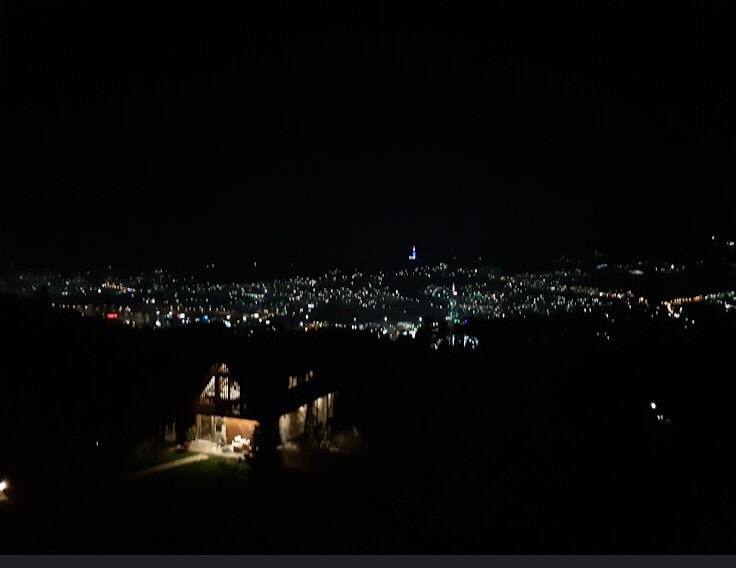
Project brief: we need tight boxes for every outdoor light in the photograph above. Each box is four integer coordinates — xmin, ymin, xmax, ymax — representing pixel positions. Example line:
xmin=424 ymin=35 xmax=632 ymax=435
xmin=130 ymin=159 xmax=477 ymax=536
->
xmin=650 ymin=402 xmax=657 ymax=410
xmin=0 ymin=480 xmax=7 ymax=492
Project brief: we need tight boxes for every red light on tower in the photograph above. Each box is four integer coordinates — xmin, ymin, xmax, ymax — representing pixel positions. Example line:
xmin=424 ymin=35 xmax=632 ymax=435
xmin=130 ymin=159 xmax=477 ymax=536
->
xmin=106 ymin=313 xmax=118 ymax=319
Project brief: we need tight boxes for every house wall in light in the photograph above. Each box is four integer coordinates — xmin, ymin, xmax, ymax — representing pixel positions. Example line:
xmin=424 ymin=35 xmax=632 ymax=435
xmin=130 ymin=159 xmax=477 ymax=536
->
xmin=195 ymin=414 xmax=259 ymax=444
xmin=278 ymin=391 xmax=335 ymax=444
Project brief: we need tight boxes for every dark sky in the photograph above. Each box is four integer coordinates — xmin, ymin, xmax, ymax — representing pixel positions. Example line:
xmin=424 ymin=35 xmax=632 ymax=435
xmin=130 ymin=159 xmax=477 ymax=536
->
xmin=3 ymin=1 xmax=736 ymax=274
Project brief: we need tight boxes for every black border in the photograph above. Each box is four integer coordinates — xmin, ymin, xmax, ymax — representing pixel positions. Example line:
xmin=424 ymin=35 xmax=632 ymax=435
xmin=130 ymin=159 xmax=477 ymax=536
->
xmin=2 ymin=555 xmax=735 ymax=568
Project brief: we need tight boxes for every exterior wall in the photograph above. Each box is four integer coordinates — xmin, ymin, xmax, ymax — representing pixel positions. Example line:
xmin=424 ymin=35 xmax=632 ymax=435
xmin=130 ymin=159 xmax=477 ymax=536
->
xmin=278 ymin=391 xmax=336 ymax=445
xmin=196 ymin=414 xmax=212 ymax=440
xmin=223 ymin=417 xmax=259 ymax=444
xmin=279 ymin=404 xmax=307 ymax=443
xmin=196 ymin=414 xmax=258 ymax=444
xmin=196 ymin=414 xmax=226 ymax=443
xmin=313 ymin=392 xmax=334 ymax=426
xmin=196 ymin=363 xmax=246 ymax=418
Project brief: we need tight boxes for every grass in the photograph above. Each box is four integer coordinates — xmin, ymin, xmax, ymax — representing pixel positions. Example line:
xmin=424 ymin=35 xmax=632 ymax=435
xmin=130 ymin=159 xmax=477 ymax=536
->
xmin=132 ymin=455 xmax=251 ymax=489
xmin=112 ymin=441 xmax=193 ymax=474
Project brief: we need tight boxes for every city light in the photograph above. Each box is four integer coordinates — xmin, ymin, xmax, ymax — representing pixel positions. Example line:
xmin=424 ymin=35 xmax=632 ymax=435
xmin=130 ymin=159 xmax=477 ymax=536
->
xmin=7 ymin=256 xmax=728 ymax=342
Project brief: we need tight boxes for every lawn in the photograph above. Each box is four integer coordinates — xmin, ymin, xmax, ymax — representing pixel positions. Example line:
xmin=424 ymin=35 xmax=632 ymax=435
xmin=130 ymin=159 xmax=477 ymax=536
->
xmin=129 ymin=454 xmax=253 ymax=491
xmin=118 ymin=441 xmax=193 ymax=473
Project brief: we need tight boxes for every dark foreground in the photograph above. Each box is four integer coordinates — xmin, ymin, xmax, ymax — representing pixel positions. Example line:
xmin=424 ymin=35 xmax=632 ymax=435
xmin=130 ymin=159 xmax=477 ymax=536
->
xmin=3 ymin=378 xmax=736 ymax=554
xmin=2 ymin=294 xmax=736 ymax=552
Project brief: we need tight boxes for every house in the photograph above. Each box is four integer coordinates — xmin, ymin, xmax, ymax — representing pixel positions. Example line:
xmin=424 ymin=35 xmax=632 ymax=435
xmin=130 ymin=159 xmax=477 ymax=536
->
xmin=190 ymin=362 xmax=343 ymax=456
xmin=193 ymin=362 xmax=260 ymax=448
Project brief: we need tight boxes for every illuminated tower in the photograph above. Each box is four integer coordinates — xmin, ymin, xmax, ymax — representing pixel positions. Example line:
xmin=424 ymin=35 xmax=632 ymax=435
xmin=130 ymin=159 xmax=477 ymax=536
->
xmin=408 ymin=244 xmax=417 ymax=261
xmin=446 ymin=282 xmax=459 ymax=346
xmin=448 ymin=282 xmax=459 ymax=323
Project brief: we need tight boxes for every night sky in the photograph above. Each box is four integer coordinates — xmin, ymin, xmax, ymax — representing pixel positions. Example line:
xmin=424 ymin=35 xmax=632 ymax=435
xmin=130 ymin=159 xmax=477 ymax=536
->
xmin=3 ymin=1 xmax=736 ymax=275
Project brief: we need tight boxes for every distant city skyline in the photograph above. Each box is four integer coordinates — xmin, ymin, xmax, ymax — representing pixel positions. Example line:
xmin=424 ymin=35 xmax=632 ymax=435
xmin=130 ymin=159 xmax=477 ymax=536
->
xmin=6 ymin=248 xmax=735 ymax=334
xmin=3 ymin=232 xmax=734 ymax=282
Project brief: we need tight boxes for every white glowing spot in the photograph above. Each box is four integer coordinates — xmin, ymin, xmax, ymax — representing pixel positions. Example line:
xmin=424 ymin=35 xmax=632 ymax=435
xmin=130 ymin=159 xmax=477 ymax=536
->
xmin=650 ymin=402 xmax=657 ymax=410
xmin=0 ymin=481 xmax=7 ymax=492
